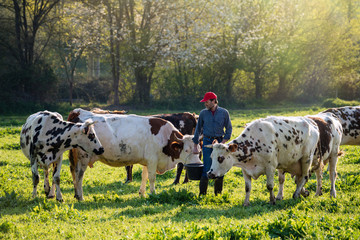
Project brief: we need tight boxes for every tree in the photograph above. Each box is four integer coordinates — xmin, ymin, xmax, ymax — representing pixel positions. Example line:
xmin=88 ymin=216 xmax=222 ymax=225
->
xmin=54 ymin=1 xmax=105 ymax=105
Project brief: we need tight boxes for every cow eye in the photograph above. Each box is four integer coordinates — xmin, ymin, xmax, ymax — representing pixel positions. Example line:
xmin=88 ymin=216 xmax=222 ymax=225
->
xmin=218 ymin=156 xmax=225 ymax=163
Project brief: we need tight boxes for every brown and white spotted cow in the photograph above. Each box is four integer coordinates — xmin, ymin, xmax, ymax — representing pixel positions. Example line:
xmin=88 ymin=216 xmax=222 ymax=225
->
xmin=20 ymin=111 xmax=104 ymax=202
xmin=276 ymin=112 xmax=343 ymax=200
xmin=206 ymin=116 xmax=319 ymax=206
xmin=322 ymin=106 xmax=360 ymax=145
xmin=125 ymin=112 xmax=198 ymax=184
xmin=67 ymin=108 xmax=201 ymax=200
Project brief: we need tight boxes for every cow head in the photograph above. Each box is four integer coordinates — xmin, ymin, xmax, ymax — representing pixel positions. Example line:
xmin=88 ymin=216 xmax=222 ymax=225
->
xmin=207 ymin=143 xmax=238 ymax=178
xmin=75 ymin=120 xmax=104 ymax=155
xmin=171 ymin=135 xmax=202 ymax=164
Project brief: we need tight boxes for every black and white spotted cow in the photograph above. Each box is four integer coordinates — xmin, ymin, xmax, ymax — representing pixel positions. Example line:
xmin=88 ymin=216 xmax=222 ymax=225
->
xmin=67 ymin=108 xmax=201 ymax=200
xmin=125 ymin=112 xmax=198 ymax=185
xmin=20 ymin=111 xmax=104 ymax=202
xmin=322 ymin=106 xmax=360 ymax=145
xmin=206 ymin=116 xmax=319 ymax=206
xmin=276 ymin=112 xmax=343 ymax=200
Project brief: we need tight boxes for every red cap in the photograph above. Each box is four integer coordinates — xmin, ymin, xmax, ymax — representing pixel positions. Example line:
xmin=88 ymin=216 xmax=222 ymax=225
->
xmin=200 ymin=92 xmax=217 ymax=102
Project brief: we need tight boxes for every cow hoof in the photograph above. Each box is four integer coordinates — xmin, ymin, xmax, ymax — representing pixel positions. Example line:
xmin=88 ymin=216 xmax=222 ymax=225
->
xmin=47 ymin=195 xmax=55 ymax=199
xmin=172 ymin=181 xmax=179 ymax=185
xmin=269 ymin=201 xmax=276 ymax=205
xmin=57 ymin=198 xmax=64 ymax=203
xmin=243 ymin=202 xmax=250 ymax=207
xmin=125 ymin=179 xmax=132 ymax=184
xmin=292 ymin=193 xmax=300 ymax=199
xmin=182 ymin=180 xmax=189 ymax=184
xmin=275 ymin=196 xmax=283 ymax=201
xmin=301 ymin=190 xmax=310 ymax=197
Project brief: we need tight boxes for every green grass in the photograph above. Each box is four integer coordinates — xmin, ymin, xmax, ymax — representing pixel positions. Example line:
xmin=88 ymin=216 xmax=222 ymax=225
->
xmin=1 ymin=107 xmax=360 ymax=239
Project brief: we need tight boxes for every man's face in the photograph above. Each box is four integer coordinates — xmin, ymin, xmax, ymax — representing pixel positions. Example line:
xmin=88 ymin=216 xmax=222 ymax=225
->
xmin=204 ymin=99 xmax=215 ymax=110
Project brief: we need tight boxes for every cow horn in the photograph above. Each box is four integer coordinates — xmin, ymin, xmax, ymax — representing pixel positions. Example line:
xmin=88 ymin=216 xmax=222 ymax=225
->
xmin=89 ymin=120 xmax=98 ymax=125
xmin=174 ymin=134 xmax=183 ymax=141
xmin=204 ymin=144 xmax=213 ymax=148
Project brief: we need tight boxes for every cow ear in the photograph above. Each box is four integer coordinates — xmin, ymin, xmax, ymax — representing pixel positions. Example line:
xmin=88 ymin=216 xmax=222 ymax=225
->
xmin=82 ymin=120 xmax=95 ymax=134
xmin=171 ymin=141 xmax=183 ymax=152
xmin=82 ymin=126 xmax=89 ymax=134
xmin=228 ymin=144 xmax=238 ymax=152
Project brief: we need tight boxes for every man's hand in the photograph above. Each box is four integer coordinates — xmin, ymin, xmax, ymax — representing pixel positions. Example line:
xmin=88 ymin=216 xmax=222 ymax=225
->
xmin=221 ymin=139 xmax=228 ymax=144
xmin=193 ymin=143 xmax=200 ymax=154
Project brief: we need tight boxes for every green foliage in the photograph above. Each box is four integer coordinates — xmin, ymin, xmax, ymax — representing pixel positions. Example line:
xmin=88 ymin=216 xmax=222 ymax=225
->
xmin=322 ymin=98 xmax=360 ymax=108
xmin=0 ymin=190 xmax=18 ymax=208
xmin=0 ymin=221 xmax=14 ymax=234
xmin=147 ymin=189 xmax=198 ymax=205
xmin=0 ymin=128 xmax=21 ymax=137
xmin=267 ymin=210 xmax=309 ymax=239
xmin=30 ymin=199 xmax=87 ymax=222
xmin=0 ymin=143 xmax=21 ymax=150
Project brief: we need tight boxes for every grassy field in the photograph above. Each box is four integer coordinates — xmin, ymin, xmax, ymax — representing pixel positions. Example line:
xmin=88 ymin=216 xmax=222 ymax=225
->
xmin=1 ymin=107 xmax=360 ymax=239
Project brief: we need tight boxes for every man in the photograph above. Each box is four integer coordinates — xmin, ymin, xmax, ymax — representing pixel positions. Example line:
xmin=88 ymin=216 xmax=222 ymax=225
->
xmin=192 ymin=92 xmax=232 ymax=196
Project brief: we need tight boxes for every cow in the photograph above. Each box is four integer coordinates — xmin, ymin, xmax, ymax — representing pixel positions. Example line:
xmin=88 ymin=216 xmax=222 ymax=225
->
xmin=125 ymin=112 xmax=198 ymax=184
xmin=322 ymin=106 xmax=360 ymax=145
xmin=67 ymin=108 xmax=201 ymax=200
xmin=206 ymin=116 xmax=320 ymax=206
xmin=276 ymin=112 xmax=343 ymax=200
xmin=20 ymin=111 xmax=104 ymax=202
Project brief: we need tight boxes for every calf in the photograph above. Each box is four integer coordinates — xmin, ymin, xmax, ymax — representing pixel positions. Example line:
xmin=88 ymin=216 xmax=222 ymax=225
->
xmin=207 ymin=116 xmax=319 ymax=206
xmin=125 ymin=112 xmax=198 ymax=184
xmin=67 ymin=108 xmax=201 ymax=200
xmin=276 ymin=112 xmax=343 ymax=200
xmin=20 ymin=111 xmax=104 ymax=202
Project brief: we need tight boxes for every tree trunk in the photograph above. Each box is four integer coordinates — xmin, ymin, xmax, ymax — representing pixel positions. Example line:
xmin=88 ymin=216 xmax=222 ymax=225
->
xmin=276 ymin=73 xmax=287 ymax=101
xmin=69 ymin=80 xmax=73 ymax=106
xmin=254 ymin=70 xmax=262 ymax=99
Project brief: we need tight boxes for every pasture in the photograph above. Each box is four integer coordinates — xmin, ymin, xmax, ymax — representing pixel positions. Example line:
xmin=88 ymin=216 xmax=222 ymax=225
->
xmin=1 ymin=107 xmax=360 ymax=239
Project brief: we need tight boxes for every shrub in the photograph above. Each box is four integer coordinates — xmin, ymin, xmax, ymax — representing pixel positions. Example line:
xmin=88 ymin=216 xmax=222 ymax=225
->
xmin=322 ymin=98 xmax=360 ymax=108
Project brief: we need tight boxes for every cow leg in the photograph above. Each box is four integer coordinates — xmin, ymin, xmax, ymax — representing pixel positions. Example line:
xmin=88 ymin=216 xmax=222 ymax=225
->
xmin=328 ymin=154 xmax=338 ymax=198
xmin=183 ymin=169 xmax=189 ymax=184
xmin=293 ymin=155 xmax=312 ymax=199
xmin=69 ymin=149 xmax=77 ymax=198
xmin=52 ymin=157 xmax=63 ymax=202
xmin=139 ymin=166 xmax=148 ymax=197
xmin=147 ymin=164 xmax=157 ymax=194
xmin=125 ymin=165 xmax=133 ymax=183
xmin=276 ymin=169 xmax=285 ymax=201
xmin=30 ymin=157 xmax=39 ymax=198
xmin=314 ymin=161 xmax=324 ymax=196
xmin=173 ymin=163 xmax=183 ymax=185
xmin=74 ymin=158 xmax=89 ymax=201
xmin=266 ymin=168 xmax=276 ymax=205
xmin=43 ymin=165 xmax=51 ymax=197
xmin=243 ymin=172 xmax=252 ymax=206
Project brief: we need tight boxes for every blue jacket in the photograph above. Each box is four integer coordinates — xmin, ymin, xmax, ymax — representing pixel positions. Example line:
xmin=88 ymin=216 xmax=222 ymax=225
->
xmin=192 ymin=106 xmax=232 ymax=144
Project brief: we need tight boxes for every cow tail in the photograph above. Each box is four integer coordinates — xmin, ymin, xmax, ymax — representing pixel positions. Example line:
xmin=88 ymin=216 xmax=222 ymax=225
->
xmin=311 ymin=140 xmax=323 ymax=174
xmin=69 ymin=149 xmax=78 ymax=179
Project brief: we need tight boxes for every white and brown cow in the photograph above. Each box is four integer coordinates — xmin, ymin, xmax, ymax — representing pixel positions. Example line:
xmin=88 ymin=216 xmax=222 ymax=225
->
xmin=125 ymin=112 xmax=198 ymax=184
xmin=276 ymin=112 xmax=343 ymax=200
xmin=322 ymin=106 xmax=360 ymax=145
xmin=206 ymin=116 xmax=319 ymax=206
xmin=20 ymin=111 xmax=104 ymax=202
xmin=67 ymin=108 xmax=201 ymax=200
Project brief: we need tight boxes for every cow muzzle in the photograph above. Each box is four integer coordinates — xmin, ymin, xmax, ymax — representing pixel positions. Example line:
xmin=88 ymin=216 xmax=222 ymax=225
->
xmin=208 ymin=172 xmax=217 ymax=179
xmin=93 ymin=147 xmax=104 ymax=155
